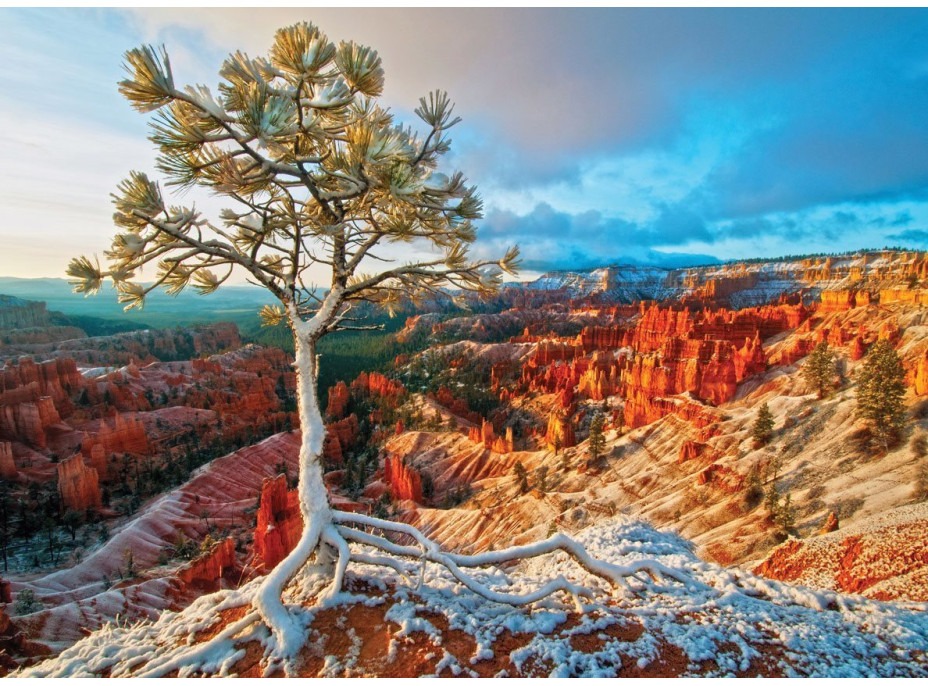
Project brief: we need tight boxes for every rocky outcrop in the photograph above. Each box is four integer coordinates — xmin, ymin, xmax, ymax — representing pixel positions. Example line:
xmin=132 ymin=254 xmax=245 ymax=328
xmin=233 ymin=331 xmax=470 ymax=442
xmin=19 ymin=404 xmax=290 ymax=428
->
xmin=879 ymin=288 xmax=928 ymax=307
xmin=81 ymin=412 xmax=150 ymax=458
xmin=0 ymin=395 xmax=61 ymax=448
xmin=176 ymin=537 xmax=236 ymax=587
xmin=820 ymin=512 xmax=839 ymax=535
xmin=88 ymin=444 xmax=108 ymax=481
xmin=0 ymin=295 xmax=49 ymax=329
xmin=914 ymin=350 xmax=928 ymax=396
xmin=678 ymin=440 xmax=706 ymax=464
xmin=323 ymin=414 xmax=360 ymax=465
xmin=754 ymin=503 xmax=928 ymax=602
xmin=468 ymin=419 xmax=514 ymax=454
xmin=0 ymin=357 xmax=82 ymax=405
xmin=56 ymin=455 xmax=101 ymax=511
xmin=350 ymin=371 xmax=405 ymax=406
xmin=819 ymin=289 xmax=869 ymax=312
xmin=545 ymin=411 xmax=576 ymax=450
xmin=254 ymin=474 xmax=302 ymax=572
xmin=383 ymin=455 xmax=423 ymax=503
xmin=0 ymin=442 xmax=15 ymax=479
xmin=326 ymin=381 xmax=350 ymax=419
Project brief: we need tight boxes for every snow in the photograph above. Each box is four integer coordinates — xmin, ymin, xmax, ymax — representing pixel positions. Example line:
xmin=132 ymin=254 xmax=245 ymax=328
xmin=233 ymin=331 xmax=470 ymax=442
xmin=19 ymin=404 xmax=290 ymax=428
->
xmin=18 ymin=516 xmax=928 ymax=677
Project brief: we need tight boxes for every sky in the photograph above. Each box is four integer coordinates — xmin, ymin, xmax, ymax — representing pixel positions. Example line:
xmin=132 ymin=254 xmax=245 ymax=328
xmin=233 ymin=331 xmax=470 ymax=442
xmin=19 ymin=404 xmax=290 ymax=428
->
xmin=2 ymin=8 xmax=928 ymax=283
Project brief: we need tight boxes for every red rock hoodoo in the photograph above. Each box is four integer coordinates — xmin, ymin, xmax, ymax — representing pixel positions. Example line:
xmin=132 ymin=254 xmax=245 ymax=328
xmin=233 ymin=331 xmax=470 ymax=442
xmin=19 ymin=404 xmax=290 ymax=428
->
xmin=56 ymin=454 xmax=101 ymax=511
xmin=383 ymin=455 xmax=423 ymax=503
xmin=0 ymin=442 xmax=15 ymax=479
xmin=254 ymin=474 xmax=302 ymax=572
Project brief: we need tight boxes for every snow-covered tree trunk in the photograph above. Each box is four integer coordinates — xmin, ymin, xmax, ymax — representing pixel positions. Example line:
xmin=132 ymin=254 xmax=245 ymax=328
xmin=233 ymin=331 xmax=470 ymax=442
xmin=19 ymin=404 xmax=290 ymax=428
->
xmin=254 ymin=314 xmax=332 ymax=657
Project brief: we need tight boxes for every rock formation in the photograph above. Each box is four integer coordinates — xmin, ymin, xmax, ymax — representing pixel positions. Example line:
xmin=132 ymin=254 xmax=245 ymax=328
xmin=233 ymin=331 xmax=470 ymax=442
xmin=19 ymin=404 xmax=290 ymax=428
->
xmin=326 ymin=381 xmax=350 ymax=419
xmin=323 ymin=414 xmax=360 ymax=465
xmin=81 ymin=412 xmax=150 ymax=459
xmin=545 ymin=411 xmax=576 ymax=450
xmin=0 ymin=442 xmax=15 ymax=479
xmin=0 ymin=395 xmax=61 ymax=448
xmin=56 ymin=455 xmax=101 ymax=511
xmin=678 ymin=440 xmax=706 ymax=464
xmin=254 ymin=474 xmax=302 ymax=572
xmin=0 ymin=295 xmax=50 ymax=329
xmin=819 ymin=512 xmax=839 ymax=535
xmin=914 ymin=350 xmax=928 ymax=396
xmin=383 ymin=455 xmax=423 ymax=503
xmin=176 ymin=537 xmax=236 ymax=587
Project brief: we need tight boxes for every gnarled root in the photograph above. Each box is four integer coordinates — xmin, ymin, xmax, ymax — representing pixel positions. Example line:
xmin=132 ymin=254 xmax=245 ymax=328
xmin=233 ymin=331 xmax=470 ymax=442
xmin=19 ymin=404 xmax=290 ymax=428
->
xmin=325 ymin=511 xmax=710 ymax=611
xmin=86 ymin=511 xmax=707 ymax=678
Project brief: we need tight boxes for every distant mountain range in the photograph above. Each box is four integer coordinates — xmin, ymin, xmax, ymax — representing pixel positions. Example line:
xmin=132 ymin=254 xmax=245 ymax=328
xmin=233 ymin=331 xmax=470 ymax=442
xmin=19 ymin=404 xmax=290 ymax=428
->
xmin=0 ymin=276 xmax=277 ymax=329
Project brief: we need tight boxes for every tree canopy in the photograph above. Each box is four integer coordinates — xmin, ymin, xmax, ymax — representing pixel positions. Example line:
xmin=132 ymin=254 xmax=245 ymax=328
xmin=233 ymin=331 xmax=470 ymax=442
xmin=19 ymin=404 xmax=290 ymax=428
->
xmin=67 ymin=23 xmax=519 ymax=332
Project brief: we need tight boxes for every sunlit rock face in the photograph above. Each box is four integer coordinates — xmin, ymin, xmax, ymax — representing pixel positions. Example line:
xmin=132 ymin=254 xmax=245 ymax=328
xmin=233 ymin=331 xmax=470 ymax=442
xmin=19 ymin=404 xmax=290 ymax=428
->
xmin=253 ymin=474 xmax=302 ymax=573
xmin=384 ymin=455 xmax=423 ymax=503
xmin=176 ymin=537 xmax=236 ymax=588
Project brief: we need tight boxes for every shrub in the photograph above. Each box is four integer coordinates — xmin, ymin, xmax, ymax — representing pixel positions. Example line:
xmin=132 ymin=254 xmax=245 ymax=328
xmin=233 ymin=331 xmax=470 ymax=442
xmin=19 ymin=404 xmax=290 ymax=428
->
xmin=13 ymin=589 xmax=42 ymax=615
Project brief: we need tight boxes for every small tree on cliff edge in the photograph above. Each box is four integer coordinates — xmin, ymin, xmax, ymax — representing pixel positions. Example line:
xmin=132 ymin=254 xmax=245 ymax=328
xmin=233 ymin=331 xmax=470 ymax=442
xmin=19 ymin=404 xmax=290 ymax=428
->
xmin=803 ymin=341 xmax=837 ymax=399
xmin=67 ymin=23 xmax=694 ymax=668
xmin=856 ymin=339 xmax=906 ymax=449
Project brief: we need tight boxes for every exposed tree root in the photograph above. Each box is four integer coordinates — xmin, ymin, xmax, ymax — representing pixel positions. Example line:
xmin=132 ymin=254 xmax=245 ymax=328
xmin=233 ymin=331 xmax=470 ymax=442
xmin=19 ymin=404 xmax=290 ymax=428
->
xmin=71 ymin=513 xmax=711 ymax=677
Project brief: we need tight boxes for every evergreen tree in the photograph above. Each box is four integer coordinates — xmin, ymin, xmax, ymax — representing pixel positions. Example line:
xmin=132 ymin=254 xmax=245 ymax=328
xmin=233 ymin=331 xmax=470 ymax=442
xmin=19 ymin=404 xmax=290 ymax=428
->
xmin=856 ymin=339 xmax=907 ymax=447
xmin=535 ymin=466 xmax=548 ymax=492
xmin=803 ymin=341 xmax=837 ymax=399
xmin=513 ymin=461 xmax=529 ymax=494
xmin=752 ymin=402 xmax=775 ymax=447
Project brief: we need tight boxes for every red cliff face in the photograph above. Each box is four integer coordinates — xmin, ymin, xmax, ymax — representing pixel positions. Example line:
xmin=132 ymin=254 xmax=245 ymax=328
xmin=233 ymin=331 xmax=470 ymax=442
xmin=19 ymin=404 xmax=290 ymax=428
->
xmin=849 ymin=336 xmax=866 ymax=361
xmin=81 ymin=412 xmax=150 ymax=458
xmin=517 ymin=301 xmax=803 ymax=432
xmin=0 ymin=442 xmax=15 ymax=479
xmin=323 ymin=414 xmax=360 ymax=466
xmin=57 ymin=454 xmax=101 ymax=511
xmin=326 ymin=381 xmax=350 ymax=420
xmin=176 ymin=537 xmax=236 ymax=587
xmin=819 ymin=289 xmax=864 ymax=312
xmin=879 ymin=288 xmax=928 ymax=307
xmin=383 ymin=455 xmax=423 ymax=503
xmin=0 ymin=357 xmax=82 ymax=407
xmin=468 ymin=420 xmax=514 ymax=454
xmin=0 ymin=390 xmax=61 ymax=449
xmin=254 ymin=474 xmax=302 ymax=572
xmin=545 ymin=412 xmax=576 ymax=450
xmin=351 ymin=371 xmax=405 ymax=405
xmin=678 ymin=440 xmax=707 ymax=464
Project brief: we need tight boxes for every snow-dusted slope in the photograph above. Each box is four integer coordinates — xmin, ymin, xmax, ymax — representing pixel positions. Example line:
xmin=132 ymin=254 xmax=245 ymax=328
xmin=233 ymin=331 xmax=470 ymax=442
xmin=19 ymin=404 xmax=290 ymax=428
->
xmin=17 ymin=518 xmax=928 ymax=677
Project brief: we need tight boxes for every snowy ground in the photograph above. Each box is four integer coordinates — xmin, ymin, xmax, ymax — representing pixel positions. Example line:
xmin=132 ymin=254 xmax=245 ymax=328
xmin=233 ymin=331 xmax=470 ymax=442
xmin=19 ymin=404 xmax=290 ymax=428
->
xmin=16 ymin=517 xmax=928 ymax=677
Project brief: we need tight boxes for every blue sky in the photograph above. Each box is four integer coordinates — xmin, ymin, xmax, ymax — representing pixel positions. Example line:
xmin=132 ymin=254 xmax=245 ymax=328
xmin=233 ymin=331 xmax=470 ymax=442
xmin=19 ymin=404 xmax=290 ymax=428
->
xmin=2 ymin=8 xmax=928 ymax=281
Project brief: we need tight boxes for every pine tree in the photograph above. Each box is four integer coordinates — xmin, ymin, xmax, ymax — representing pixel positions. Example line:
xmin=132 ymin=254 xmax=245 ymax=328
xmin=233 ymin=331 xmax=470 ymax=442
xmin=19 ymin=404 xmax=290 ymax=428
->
xmin=803 ymin=342 xmax=837 ymax=399
xmin=856 ymin=339 xmax=907 ymax=447
xmin=752 ymin=402 xmax=775 ymax=447
xmin=513 ymin=461 xmax=529 ymax=494
xmin=587 ymin=412 xmax=606 ymax=466
xmin=535 ymin=466 xmax=548 ymax=492
xmin=62 ymin=19 xmax=701 ymax=668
